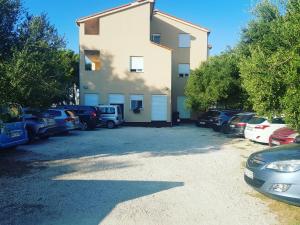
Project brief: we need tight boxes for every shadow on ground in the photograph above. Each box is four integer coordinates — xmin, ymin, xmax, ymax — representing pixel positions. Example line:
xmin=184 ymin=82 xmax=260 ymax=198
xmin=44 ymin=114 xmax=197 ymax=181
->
xmin=0 ymin=125 xmax=231 ymax=225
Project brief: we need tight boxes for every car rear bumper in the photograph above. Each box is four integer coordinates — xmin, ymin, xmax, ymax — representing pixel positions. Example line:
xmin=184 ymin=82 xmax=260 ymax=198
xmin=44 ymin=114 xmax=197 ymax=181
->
xmin=269 ymin=135 xmax=295 ymax=146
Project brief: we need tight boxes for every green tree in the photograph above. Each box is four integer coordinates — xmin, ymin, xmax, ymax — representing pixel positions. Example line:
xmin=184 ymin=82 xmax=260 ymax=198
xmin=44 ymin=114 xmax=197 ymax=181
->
xmin=0 ymin=0 xmax=21 ymax=60
xmin=4 ymin=14 xmax=79 ymax=108
xmin=239 ymin=0 xmax=300 ymax=131
xmin=185 ymin=49 xmax=247 ymax=111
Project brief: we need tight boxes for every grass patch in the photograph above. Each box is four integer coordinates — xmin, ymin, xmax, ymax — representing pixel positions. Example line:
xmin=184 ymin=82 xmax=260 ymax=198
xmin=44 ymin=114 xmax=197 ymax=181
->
xmin=250 ymin=192 xmax=300 ymax=225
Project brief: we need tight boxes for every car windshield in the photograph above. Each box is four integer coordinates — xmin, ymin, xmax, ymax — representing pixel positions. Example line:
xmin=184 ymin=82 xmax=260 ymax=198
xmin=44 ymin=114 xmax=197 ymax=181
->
xmin=0 ymin=103 xmax=23 ymax=123
xmin=247 ymin=117 xmax=266 ymax=124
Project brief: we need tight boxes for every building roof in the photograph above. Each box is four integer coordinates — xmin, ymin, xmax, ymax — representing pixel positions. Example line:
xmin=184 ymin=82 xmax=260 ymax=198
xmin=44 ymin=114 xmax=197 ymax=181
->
xmin=153 ymin=10 xmax=210 ymax=33
xmin=76 ymin=0 xmax=210 ymax=34
xmin=76 ymin=0 xmax=154 ymax=25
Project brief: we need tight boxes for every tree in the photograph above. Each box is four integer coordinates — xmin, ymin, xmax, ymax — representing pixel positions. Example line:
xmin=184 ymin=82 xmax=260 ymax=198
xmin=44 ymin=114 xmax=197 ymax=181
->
xmin=0 ymin=0 xmax=21 ymax=60
xmin=3 ymin=14 xmax=79 ymax=108
xmin=239 ymin=0 xmax=300 ymax=131
xmin=185 ymin=49 xmax=247 ymax=111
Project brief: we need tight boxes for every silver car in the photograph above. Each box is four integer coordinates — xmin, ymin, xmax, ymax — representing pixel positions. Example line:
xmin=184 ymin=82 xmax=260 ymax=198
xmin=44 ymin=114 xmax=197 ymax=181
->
xmin=245 ymin=137 xmax=300 ymax=206
xmin=97 ymin=105 xmax=124 ymax=129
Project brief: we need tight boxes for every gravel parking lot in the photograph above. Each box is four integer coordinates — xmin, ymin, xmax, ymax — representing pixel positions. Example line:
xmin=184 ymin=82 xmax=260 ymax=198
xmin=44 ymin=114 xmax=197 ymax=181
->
xmin=0 ymin=125 xmax=278 ymax=225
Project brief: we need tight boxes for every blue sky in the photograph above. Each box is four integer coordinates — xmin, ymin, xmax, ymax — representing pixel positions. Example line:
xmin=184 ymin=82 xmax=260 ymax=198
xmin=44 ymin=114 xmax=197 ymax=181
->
xmin=23 ymin=0 xmax=255 ymax=55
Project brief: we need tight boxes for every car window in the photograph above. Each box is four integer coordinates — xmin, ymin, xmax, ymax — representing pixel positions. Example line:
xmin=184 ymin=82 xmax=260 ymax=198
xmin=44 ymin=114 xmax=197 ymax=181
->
xmin=247 ymin=117 xmax=266 ymax=124
xmin=271 ymin=118 xmax=285 ymax=124
xmin=0 ymin=104 xmax=23 ymax=123
xmin=65 ymin=110 xmax=75 ymax=117
xmin=231 ymin=116 xmax=241 ymax=123
xmin=240 ymin=115 xmax=253 ymax=123
xmin=100 ymin=107 xmax=115 ymax=114
xmin=46 ymin=110 xmax=62 ymax=117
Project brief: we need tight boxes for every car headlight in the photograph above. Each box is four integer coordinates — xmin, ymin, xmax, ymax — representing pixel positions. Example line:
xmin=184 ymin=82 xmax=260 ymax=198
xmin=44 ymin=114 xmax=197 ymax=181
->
xmin=267 ymin=160 xmax=300 ymax=172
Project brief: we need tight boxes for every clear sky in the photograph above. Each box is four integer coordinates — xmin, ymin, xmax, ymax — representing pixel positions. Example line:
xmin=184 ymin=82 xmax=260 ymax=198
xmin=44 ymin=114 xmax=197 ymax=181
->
xmin=23 ymin=0 xmax=255 ymax=55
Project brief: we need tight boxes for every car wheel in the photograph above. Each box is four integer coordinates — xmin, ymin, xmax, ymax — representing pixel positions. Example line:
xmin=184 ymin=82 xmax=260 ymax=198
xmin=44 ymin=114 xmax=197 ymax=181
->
xmin=26 ymin=128 xmax=36 ymax=143
xmin=220 ymin=123 xmax=228 ymax=134
xmin=212 ymin=125 xmax=220 ymax=132
xmin=81 ymin=122 xmax=88 ymax=131
xmin=107 ymin=121 xmax=115 ymax=129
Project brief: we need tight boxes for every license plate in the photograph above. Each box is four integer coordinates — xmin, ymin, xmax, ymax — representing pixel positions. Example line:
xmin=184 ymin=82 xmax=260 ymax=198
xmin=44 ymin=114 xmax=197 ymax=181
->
xmin=230 ymin=125 xmax=235 ymax=128
xmin=247 ymin=127 xmax=253 ymax=131
xmin=244 ymin=168 xmax=254 ymax=179
xmin=199 ymin=122 xmax=206 ymax=125
xmin=11 ymin=131 xmax=21 ymax=138
xmin=272 ymin=140 xmax=280 ymax=146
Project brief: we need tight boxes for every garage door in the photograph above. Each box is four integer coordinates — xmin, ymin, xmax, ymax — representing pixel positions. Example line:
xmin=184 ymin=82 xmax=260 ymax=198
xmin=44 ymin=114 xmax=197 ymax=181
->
xmin=84 ymin=94 xmax=99 ymax=106
xmin=108 ymin=94 xmax=125 ymax=104
xmin=177 ymin=96 xmax=191 ymax=119
xmin=152 ymin=95 xmax=168 ymax=121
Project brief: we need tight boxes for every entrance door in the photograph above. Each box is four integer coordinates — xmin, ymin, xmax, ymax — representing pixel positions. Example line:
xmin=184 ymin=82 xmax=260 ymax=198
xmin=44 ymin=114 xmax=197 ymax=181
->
xmin=108 ymin=94 xmax=125 ymax=119
xmin=84 ymin=94 xmax=99 ymax=106
xmin=177 ymin=96 xmax=191 ymax=119
xmin=151 ymin=95 xmax=168 ymax=121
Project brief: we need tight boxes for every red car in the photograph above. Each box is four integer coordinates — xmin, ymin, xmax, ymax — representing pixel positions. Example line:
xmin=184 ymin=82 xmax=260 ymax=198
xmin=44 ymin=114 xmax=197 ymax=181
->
xmin=269 ymin=127 xmax=299 ymax=146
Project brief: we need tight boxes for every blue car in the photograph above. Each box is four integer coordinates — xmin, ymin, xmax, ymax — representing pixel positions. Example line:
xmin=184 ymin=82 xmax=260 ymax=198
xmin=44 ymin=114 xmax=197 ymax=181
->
xmin=0 ymin=103 xmax=28 ymax=149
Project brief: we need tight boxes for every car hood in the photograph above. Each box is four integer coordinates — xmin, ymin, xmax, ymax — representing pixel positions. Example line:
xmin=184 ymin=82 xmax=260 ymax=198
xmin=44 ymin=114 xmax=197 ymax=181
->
xmin=250 ymin=144 xmax=300 ymax=163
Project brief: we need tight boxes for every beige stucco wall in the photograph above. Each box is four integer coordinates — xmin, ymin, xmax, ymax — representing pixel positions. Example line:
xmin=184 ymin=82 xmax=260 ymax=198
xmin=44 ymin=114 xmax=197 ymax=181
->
xmin=150 ymin=13 xmax=209 ymax=114
xmin=79 ymin=3 xmax=172 ymax=122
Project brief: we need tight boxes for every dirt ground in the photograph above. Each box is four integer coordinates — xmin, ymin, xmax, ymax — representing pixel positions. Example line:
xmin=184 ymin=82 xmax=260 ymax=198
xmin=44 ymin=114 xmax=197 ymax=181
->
xmin=0 ymin=125 xmax=281 ymax=225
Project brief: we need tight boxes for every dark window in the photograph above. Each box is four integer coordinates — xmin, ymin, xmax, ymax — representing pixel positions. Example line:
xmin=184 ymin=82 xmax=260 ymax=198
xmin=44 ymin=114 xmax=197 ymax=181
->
xmin=100 ymin=107 xmax=115 ymax=114
xmin=248 ymin=117 xmax=266 ymax=124
xmin=46 ymin=110 xmax=62 ymax=117
xmin=0 ymin=104 xmax=23 ymax=123
xmin=151 ymin=34 xmax=161 ymax=44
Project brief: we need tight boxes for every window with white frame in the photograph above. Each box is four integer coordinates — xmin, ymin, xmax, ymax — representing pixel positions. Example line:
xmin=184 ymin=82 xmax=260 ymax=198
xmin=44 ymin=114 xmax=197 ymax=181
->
xmin=130 ymin=95 xmax=144 ymax=110
xmin=178 ymin=34 xmax=191 ymax=48
xmin=178 ymin=64 xmax=190 ymax=77
xmin=151 ymin=34 xmax=161 ymax=44
xmin=130 ymin=56 xmax=144 ymax=72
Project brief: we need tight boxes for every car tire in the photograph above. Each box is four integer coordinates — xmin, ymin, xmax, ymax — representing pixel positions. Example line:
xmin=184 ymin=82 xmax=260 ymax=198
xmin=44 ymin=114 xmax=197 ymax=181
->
xmin=81 ymin=122 xmax=88 ymax=131
xmin=220 ymin=123 xmax=228 ymax=134
xmin=212 ymin=125 xmax=220 ymax=132
xmin=107 ymin=121 xmax=115 ymax=129
xmin=26 ymin=128 xmax=36 ymax=143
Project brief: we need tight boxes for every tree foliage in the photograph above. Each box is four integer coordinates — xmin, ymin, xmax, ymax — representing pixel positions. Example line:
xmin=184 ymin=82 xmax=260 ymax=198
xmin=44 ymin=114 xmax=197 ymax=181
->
xmin=0 ymin=1 xmax=79 ymax=107
xmin=185 ymin=49 xmax=247 ymax=111
xmin=239 ymin=0 xmax=300 ymax=131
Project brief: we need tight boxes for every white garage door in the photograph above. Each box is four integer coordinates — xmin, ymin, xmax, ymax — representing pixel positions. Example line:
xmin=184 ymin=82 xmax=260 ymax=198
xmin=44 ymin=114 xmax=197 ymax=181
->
xmin=84 ymin=94 xmax=99 ymax=106
xmin=152 ymin=95 xmax=168 ymax=121
xmin=108 ymin=94 xmax=125 ymax=104
xmin=177 ymin=96 xmax=191 ymax=119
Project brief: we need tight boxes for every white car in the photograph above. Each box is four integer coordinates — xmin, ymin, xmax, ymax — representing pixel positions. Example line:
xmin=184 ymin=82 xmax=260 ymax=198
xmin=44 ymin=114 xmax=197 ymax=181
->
xmin=244 ymin=117 xmax=286 ymax=144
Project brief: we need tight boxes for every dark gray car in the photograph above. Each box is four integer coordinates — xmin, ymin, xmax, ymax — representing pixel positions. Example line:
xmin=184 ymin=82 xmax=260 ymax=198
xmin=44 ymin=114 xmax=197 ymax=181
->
xmin=245 ymin=139 xmax=300 ymax=206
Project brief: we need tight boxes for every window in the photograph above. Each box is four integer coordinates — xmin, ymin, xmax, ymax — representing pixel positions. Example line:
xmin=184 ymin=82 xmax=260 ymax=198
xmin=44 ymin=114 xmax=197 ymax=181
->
xmin=99 ymin=107 xmax=115 ymax=114
xmin=130 ymin=57 xmax=144 ymax=72
xmin=178 ymin=64 xmax=190 ymax=77
xmin=84 ymin=18 xmax=99 ymax=35
xmin=151 ymin=34 xmax=161 ymax=44
xmin=130 ymin=95 xmax=144 ymax=110
xmin=179 ymin=33 xmax=191 ymax=48
xmin=84 ymin=50 xmax=101 ymax=71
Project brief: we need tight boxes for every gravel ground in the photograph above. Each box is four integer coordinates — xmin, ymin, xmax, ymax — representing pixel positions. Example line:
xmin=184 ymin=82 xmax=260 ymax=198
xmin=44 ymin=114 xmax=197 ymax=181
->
xmin=0 ymin=125 xmax=278 ymax=225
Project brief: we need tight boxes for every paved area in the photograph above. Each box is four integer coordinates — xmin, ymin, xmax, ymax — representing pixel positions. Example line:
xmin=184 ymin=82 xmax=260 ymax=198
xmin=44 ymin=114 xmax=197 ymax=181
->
xmin=0 ymin=125 xmax=278 ymax=225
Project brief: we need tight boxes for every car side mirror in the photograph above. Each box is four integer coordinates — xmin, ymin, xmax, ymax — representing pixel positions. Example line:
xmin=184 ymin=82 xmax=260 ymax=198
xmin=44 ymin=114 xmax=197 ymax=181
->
xmin=294 ymin=136 xmax=300 ymax=144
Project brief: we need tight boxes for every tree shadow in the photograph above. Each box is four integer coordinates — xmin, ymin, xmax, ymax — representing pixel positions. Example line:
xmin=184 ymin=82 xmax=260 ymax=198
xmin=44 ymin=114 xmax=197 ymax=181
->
xmin=0 ymin=179 xmax=183 ymax=225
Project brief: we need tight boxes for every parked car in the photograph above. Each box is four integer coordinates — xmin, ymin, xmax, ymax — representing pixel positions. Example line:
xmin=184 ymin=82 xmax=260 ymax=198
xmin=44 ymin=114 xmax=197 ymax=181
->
xmin=0 ymin=103 xmax=28 ymax=149
xmin=269 ymin=127 xmax=299 ymax=147
xmin=244 ymin=117 xmax=286 ymax=144
xmin=244 ymin=138 xmax=300 ymax=206
xmin=45 ymin=109 xmax=81 ymax=132
xmin=211 ymin=110 xmax=240 ymax=132
xmin=223 ymin=112 xmax=255 ymax=137
xmin=59 ymin=105 xmax=101 ymax=130
xmin=196 ymin=110 xmax=221 ymax=127
xmin=23 ymin=108 xmax=59 ymax=142
xmin=97 ymin=105 xmax=124 ymax=129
